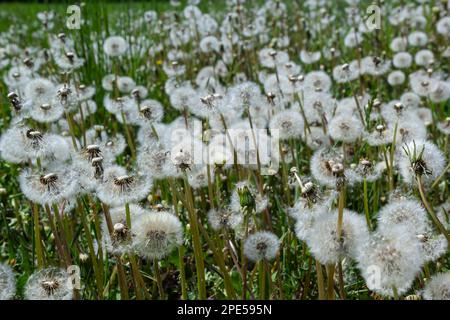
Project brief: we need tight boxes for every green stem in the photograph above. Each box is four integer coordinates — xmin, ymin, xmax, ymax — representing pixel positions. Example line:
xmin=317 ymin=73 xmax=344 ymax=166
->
xmin=125 ymin=202 xmax=131 ymax=229
xmin=154 ymin=259 xmax=165 ymax=300
xmin=77 ymin=200 xmax=103 ymax=297
xmin=392 ymin=286 xmax=399 ymax=300
xmin=259 ymin=260 xmax=266 ymax=299
xmin=183 ymin=175 xmax=206 ymax=299
xmin=178 ymin=246 xmax=188 ymax=300
xmin=315 ymin=260 xmax=326 ymax=300
xmin=431 ymin=163 xmax=450 ymax=189
xmin=326 ymin=264 xmax=335 ymax=300
xmin=363 ymin=178 xmax=372 ymax=230
xmin=33 ymin=203 xmax=45 ymax=268
xmin=416 ymin=176 xmax=450 ymax=243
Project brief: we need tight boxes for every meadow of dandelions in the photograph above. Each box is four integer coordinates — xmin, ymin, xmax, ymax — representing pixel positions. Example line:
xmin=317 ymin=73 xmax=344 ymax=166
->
xmin=0 ymin=0 xmax=449 ymax=300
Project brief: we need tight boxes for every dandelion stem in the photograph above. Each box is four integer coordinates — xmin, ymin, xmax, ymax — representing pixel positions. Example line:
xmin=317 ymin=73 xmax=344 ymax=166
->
xmin=392 ymin=286 xmax=399 ymax=300
xmin=120 ymin=112 xmax=136 ymax=160
xmin=326 ymin=264 xmax=335 ymax=300
xmin=363 ymin=178 xmax=372 ymax=230
xmin=101 ymin=203 xmax=129 ymax=300
xmin=337 ymin=262 xmax=346 ymax=299
xmin=315 ymin=260 xmax=326 ymax=300
xmin=431 ymin=163 xmax=450 ymax=189
xmin=43 ymin=205 xmax=67 ymax=267
xmin=259 ymin=260 xmax=266 ymax=299
xmin=168 ymin=180 xmax=188 ymax=300
xmin=153 ymin=259 xmax=165 ymax=299
xmin=388 ymin=121 xmax=398 ymax=191
xmin=416 ymin=176 xmax=450 ymax=243
xmin=178 ymin=246 xmax=188 ymax=300
xmin=65 ymin=110 xmax=79 ymax=151
xmin=32 ymin=203 xmax=45 ymax=268
xmin=183 ymin=174 xmax=207 ymax=299
xmin=125 ymin=202 xmax=131 ymax=228
xmin=200 ymin=228 xmax=236 ymax=299
xmin=77 ymin=199 xmax=104 ymax=297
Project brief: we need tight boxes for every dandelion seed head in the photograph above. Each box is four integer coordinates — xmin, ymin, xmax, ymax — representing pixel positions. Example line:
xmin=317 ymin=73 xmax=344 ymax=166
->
xmin=269 ymin=110 xmax=304 ymax=140
xmin=328 ymin=114 xmax=363 ymax=143
xmin=208 ymin=207 xmax=243 ymax=231
xmin=357 ymin=228 xmax=424 ymax=297
xmin=398 ymin=140 xmax=445 ymax=185
xmin=422 ymin=273 xmax=450 ymax=300
xmin=97 ymin=166 xmax=152 ymax=206
xmin=393 ymin=52 xmax=413 ymax=68
xmin=25 ymin=268 xmax=72 ymax=300
xmin=102 ymin=204 xmax=147 ymax=254
xmin=377 ymin=198 xmax=429 ymax=235
xmin=0 ymin=263 xmax=15 ymax=300
xmin=103 ymin=36 xmax=128 ymax=57
xmin=19 ymin=167 xmax=79 ymax=205
xmin=244 ymin=231 xmax=280 ymax=262
xmin=133 ymin=210 xmax=183 ymax=260
xmin=307 ymin=209 xmax=369 ymax=265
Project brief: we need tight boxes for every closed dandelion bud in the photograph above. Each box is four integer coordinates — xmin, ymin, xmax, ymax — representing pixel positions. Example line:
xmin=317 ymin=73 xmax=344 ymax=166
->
xmin=238 ymin=186 xmax=255 ymax=213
